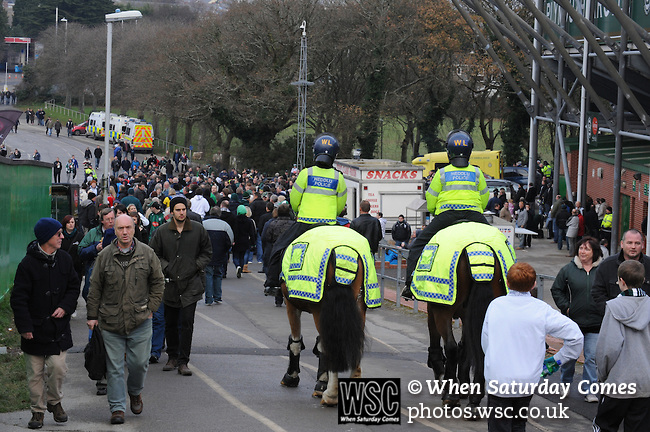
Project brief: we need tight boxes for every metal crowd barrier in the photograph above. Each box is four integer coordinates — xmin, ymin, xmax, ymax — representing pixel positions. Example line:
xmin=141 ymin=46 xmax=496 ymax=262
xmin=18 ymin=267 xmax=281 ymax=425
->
xmin=377 ymin=242 xmax=420 ymax=313
xmin=376 ymin=242 xmax=556 ymax=312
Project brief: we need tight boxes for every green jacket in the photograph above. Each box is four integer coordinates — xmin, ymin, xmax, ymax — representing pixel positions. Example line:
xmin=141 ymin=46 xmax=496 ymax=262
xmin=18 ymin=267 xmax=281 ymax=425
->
xmin=149 ymin=218 xmax=212 ymax=308
xmin=551 ymin=256 xmax=603 ymax=332
xmin=86 ymin=239 xmax=164 ymax=335
xmin=78 ymin=225 xmax=106 ymax=263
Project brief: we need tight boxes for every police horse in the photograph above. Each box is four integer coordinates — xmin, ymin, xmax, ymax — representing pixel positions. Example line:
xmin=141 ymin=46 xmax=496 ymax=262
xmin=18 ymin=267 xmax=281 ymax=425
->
xmin=279 ymin=225 xmax=381 ymax=406
xmin=409 ymin=221 xmax=514 ymax=415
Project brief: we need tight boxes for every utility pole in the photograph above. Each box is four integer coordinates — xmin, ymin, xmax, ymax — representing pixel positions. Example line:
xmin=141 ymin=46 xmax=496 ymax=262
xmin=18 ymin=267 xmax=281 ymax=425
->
xmin=290 ymin=21 xmax=313 ymax=170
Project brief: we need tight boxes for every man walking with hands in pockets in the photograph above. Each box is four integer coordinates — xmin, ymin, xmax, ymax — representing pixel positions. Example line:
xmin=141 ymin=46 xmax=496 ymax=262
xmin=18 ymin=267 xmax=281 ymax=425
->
xmin=86 ymin=214 xmax=164 ymax=425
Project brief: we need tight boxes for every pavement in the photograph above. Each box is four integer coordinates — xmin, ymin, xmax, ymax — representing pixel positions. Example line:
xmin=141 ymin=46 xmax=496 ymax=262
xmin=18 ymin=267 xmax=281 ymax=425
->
xmin=0 ymin=233 xmax=602 ymax=432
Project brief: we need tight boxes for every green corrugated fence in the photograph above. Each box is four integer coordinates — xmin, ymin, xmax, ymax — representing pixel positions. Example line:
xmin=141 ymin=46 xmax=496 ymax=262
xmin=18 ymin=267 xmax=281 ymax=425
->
xmin=0 ymin=158 xmax=53 ymax=300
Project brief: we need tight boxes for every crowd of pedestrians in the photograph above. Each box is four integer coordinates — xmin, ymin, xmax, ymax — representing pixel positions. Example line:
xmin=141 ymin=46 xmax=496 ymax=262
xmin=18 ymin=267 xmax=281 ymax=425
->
xmin=8 ymin=128 xmax=650 ymax=430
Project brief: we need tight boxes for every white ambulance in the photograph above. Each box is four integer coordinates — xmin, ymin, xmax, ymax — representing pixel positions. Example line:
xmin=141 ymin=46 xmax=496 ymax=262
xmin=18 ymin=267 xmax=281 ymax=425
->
xmin=333 ymin=159 xmax=425 ymax=226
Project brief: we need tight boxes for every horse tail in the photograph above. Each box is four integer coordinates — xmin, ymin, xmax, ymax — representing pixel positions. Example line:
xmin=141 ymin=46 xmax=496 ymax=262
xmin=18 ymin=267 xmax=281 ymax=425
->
xmin=319 ymin=282 xmax=364 ymax=372
xmin=464 ymin=279 xmax=494 ymax=373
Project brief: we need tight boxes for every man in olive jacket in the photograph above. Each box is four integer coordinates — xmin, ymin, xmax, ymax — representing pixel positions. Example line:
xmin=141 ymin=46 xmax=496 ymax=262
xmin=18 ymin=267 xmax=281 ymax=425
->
xmin=86 ymin=215 xmax=164 ymax=425
xmin=149 ymin=196 xmax=212 ymax=376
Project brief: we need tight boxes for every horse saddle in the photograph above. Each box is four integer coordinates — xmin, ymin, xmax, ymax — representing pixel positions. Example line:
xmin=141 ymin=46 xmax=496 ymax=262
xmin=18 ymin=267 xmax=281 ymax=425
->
xmin=281 ymin=225 xmax=381 ymax=308
xmin=410 ymin=222 xmax=516 ymax=305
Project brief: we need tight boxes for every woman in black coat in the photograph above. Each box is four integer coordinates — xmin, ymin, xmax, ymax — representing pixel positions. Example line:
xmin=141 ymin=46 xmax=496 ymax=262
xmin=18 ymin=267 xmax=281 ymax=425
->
xmin=61 ymin=215 xmax=85 ymax=283
xmin=232 ymin=205 xmax=256 ymax=278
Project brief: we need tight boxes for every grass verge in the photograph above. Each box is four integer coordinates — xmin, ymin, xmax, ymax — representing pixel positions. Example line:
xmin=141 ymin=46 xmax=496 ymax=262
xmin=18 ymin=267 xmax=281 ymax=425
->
xmin=0 ymin=294 xmax=30 ymax=413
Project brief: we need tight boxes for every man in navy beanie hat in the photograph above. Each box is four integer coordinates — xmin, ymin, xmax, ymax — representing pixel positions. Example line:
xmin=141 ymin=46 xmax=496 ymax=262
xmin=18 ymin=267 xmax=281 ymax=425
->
xmin=11 ymin=217 xmax=80 ymax=429
xmin=34 ymin=218 xmax=62 ymax=245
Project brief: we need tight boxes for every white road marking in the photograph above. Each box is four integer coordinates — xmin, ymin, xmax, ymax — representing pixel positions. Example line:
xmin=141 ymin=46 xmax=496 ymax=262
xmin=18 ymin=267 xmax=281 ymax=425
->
xmin=193 ymin=366 xmax=288 ymax=432
xmin=400 ymin=408 xmax=455 ymax=431
xmin=196 ymin=311 xmax=269 ymax=349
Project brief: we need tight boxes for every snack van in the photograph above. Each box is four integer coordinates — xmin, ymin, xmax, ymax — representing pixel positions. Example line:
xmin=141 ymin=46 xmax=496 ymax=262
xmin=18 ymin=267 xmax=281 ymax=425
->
xmin=333 ymin=159 xmax=426 ymax=226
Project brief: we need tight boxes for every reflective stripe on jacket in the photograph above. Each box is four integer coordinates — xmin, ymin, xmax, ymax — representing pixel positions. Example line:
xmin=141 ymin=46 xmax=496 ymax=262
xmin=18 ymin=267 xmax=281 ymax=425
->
xmin=601 ymin=214 xmax=613 ymax=229
xmin=290 ymin=166 xmax=347 ymax=224
xmin=426 ymin=165 xmax=489 ymax=215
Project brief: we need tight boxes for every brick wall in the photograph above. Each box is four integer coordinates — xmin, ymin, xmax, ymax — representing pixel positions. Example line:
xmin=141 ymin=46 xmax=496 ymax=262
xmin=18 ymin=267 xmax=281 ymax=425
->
xmin=565 ymin=152 xmax=648 ymax=234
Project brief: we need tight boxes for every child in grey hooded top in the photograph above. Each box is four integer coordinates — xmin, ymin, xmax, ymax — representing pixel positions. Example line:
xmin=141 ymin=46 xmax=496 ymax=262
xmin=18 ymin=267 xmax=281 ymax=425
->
xmin=594 ymin=259 xmax=650 ymax=432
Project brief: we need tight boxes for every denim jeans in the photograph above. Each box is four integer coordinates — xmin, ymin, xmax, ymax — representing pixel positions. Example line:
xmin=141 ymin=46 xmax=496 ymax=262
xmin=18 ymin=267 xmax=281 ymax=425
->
xmin=164 ymin=301 xmax=197 ymax=365
xmin=561 ymin=332 xmax=598 ymax=393
xmin=556 ymin=228 xmax=567 ymax=250
xmin=256 ymin=235 xmax=263 ymax=263
xmin=102 ymin=319 xmax=152 ymax=413
xmin=82 ymin=264 xmax=93 ymax=302
xmin=150 ymin=303 xmax=165 ymax=359
xmin=233 ymin=251 xmax=246 ymax=269
xmin=518 ymin=234 xmax=526 ymax=248
xmin=553 ymin=218 xmax=559 ymax=242
xmin=244 ymin=248 xmax=253 ymax=264
xmin=205 ymin=265 xmax=223 ymax=303
xmin=567 ymin=236 xmax=577 ymax=256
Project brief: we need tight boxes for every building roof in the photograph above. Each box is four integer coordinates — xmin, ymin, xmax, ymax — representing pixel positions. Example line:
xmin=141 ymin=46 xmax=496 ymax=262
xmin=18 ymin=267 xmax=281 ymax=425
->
xmin=566 ymin=136 xmax=650 ymax=173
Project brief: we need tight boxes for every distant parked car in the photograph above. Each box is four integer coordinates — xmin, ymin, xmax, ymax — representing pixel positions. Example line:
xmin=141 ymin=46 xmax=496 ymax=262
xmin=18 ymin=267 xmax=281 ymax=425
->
xmin=71 ymin=121 xmax=88 ymax=136
xmin=503 ymin=166 xmax=529 ymax=185
xmin=503 ymin=166 xmax=542 ymax=187
xmin=486 ymin=178 xmax=520 ymax=200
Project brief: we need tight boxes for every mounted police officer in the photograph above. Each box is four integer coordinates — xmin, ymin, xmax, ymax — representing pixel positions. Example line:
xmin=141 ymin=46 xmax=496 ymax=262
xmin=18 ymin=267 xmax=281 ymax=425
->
xmin=402 ymin=130 xmax=490 ymax=299
xmin=264 ymin=133 xmax=347 ymax=295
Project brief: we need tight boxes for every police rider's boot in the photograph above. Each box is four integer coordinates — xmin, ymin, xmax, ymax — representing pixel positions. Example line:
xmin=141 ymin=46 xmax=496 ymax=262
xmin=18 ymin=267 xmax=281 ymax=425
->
xmin=401 ymin=280 xmax=414 ymax=300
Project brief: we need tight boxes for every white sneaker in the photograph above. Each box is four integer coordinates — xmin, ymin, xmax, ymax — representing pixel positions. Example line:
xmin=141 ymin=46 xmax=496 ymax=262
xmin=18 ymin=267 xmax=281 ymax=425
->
xmin=585 ymin=394 xmax=599 ymax=403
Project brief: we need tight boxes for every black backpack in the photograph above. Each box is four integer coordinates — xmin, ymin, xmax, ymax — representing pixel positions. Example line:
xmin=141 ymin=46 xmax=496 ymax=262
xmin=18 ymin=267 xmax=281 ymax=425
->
xmin=84 ymin=327 xmax=107 ymax=381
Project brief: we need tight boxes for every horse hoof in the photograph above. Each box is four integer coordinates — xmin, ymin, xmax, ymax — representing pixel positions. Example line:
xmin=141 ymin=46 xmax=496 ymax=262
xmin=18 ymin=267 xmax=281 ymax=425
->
xmin=321 ymin=395 xmax=338 ymax=406
xmin=281 ymin=373 xmax=300 ymax=387
xmin=465 ymin=404 xmax=481 ymax=421
xmin=312 ymin=380 xmax=327 ymax=398
xmin=442 ymin=399 xmax=461 ymax=408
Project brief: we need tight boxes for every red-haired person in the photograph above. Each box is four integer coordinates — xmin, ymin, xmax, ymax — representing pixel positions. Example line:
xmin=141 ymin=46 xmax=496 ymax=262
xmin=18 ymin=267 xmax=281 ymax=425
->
xmin=482 ymin=262 xmax=583 ymax=432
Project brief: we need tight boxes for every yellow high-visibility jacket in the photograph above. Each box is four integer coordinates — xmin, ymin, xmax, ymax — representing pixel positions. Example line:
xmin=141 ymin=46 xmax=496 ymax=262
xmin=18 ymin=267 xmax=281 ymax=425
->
xmin=426 ymin=165 xmax=489 ymax=215
xmin=290 ymin=166 xmax=347 ymax=224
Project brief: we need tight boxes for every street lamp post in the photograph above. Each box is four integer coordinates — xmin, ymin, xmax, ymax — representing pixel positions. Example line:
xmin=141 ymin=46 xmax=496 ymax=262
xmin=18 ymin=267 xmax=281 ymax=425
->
xmin=60 ymin=18 xmax=68 ymax=54
xmin=103 ymin=10 xmax=142 ymax=203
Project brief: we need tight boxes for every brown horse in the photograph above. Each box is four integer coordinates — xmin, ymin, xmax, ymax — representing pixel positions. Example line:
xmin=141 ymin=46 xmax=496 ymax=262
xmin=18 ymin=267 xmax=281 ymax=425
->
xmin=411 ymin=222 xmax=513 ymax=416
xmin=425 ymin=249 xmax=506 ymax=414
xmin=280 ymin=247 xmax=367 ymax=406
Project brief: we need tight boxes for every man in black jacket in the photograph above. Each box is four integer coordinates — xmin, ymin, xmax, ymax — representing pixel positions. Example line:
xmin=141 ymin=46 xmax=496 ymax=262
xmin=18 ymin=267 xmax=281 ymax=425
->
xmin=249 ymin=191 xmax=267 ymax=263
xmin=592 ymin=229 xmax=650 ymax=314
xmin=391 ymin=215 xmax=411 ymax=249
xmin=350 ymin=200 xmax=382 ymax=254
xmin=11 ymin=218 xmax=80 ymax=429
xmin=203 ymin=207 xmax=234 ymax=305
xmin=93 ymin=145 xmax=103 ymax=169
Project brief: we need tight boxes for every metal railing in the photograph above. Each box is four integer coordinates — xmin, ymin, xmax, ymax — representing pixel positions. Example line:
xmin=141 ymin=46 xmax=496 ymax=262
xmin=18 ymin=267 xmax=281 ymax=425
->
xmin=43 ymin=100 xmax=86 ymax=122
xmin=377 ymin=242 xmax=421 ymax=312
xmin=42 ymin=101 xmax=195 ymax=159
xmin=376 ymin=242 xmax=556 ymax=312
